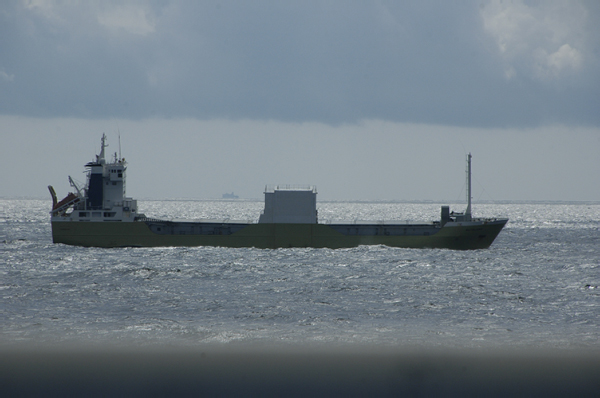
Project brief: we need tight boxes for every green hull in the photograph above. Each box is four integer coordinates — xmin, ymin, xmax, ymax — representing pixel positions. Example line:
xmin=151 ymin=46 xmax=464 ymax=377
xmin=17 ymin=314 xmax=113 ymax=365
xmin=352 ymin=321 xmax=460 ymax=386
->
xmin=51 ymin=220 xmax=507 ymax=250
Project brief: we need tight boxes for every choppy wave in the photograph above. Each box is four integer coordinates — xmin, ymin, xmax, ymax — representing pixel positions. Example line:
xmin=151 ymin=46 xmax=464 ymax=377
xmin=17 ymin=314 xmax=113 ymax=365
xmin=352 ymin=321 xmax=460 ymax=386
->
xmin=1 ymin=199 xmax=599 ymax=349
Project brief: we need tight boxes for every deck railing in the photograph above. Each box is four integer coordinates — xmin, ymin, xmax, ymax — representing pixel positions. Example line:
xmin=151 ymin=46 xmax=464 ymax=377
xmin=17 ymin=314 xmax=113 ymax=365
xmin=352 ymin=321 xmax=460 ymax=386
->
xmin=264 ymin=184 xmax=317 ymax=193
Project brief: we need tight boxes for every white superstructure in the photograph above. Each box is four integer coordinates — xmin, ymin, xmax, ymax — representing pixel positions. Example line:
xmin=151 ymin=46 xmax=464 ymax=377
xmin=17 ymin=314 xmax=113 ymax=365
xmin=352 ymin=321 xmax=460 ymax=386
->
xmin=258 ymin=185 xmax=318 ymax=224
xmin=49 ymin=134 xmax=141 ymax=222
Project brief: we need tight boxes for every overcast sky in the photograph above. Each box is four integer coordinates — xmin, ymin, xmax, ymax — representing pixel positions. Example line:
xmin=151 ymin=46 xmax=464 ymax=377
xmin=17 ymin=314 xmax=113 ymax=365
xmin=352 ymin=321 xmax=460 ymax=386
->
xmin=1 ymin=1 xmax=599 ymax=202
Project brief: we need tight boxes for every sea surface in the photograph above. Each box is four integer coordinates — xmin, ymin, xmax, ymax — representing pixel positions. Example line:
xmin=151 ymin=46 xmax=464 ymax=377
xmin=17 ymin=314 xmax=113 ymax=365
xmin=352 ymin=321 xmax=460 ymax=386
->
xmin=2 ymin=199 xmax=599 ymax=350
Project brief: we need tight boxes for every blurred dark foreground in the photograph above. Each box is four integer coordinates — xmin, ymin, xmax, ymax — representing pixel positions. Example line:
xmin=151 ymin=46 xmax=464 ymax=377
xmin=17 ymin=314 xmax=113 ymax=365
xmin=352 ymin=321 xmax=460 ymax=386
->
xmin=1 ymin=346 xmax=599 ymax=397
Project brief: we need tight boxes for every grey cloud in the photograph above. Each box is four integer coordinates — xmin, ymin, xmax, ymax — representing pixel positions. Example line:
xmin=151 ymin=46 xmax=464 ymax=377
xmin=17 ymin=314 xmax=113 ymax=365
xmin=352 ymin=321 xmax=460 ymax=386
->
xmin=0 ymin=0 xmax=598 ymax=127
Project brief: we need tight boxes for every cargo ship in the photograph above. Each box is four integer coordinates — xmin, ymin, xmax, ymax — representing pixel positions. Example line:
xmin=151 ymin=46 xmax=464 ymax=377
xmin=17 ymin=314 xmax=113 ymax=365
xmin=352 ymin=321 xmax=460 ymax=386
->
xmin=49 ymin=135 xmax=507 ymax=249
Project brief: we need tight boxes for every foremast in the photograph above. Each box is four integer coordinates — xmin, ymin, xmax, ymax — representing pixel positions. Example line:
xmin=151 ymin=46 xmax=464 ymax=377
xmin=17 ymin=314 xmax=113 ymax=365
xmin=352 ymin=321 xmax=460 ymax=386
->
xmin=465 ymin=153 xmax=472 ymax=221
xmin=442 ymin=152 xmax=478 ymax=223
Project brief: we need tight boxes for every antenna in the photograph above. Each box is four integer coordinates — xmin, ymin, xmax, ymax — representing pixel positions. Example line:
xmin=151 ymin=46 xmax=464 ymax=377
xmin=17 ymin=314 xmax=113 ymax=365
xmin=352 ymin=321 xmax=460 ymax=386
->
xmin=98 ymin=133 xmax=107 ymax=164
xmin=118 ymin=129 xmax=122 ymax=161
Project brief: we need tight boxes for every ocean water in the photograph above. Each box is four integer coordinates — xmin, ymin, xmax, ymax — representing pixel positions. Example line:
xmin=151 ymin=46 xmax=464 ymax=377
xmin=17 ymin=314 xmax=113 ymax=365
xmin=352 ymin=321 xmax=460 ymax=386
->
xmin=2 ymin=199 xmax=599 ymax=350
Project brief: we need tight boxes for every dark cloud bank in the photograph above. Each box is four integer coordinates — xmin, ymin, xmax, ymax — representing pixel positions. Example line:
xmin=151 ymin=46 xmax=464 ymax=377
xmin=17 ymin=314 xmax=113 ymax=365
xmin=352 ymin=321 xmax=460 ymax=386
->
xmin=1 ymin=1 xmax=599 ymax=128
